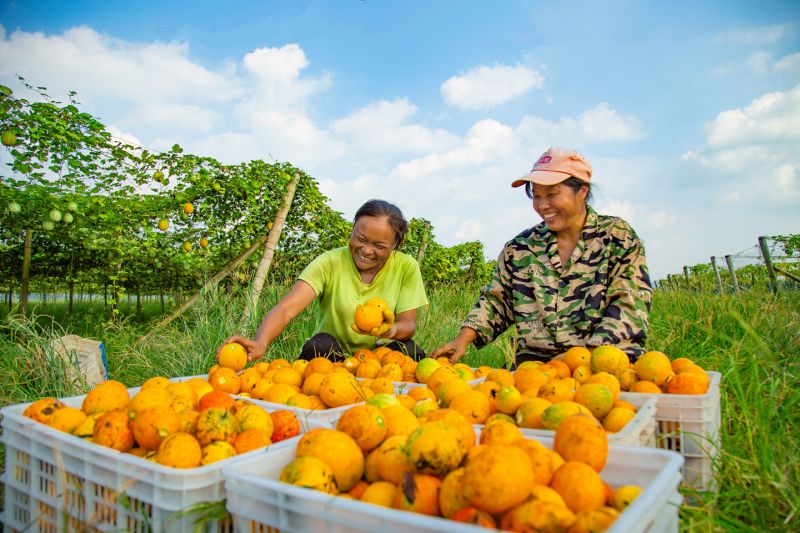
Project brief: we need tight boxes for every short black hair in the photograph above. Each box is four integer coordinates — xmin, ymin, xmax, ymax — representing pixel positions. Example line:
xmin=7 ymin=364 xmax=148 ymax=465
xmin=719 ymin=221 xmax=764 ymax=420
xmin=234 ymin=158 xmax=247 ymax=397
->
xmin=354 ymin=199 xmax=408 ymax=250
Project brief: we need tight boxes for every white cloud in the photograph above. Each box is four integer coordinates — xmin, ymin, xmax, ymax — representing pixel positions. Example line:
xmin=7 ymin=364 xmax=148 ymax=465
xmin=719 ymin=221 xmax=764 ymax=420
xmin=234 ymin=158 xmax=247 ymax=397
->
xmin=330 ymin=98 xmax=459 ymax=155
xmin=516 ymin=103 xmax=644 ymax=147
xmin=441 ymin=64 xmax=544 ymax=110
xmin=0 ymin=26 xmax=239 ymax=106
xmin=713 ymin=23 xmax=795 ymax=45
xmin=706 ymin=84 xmax=800 ymax=148
xmin=775 ymin=52 xmax=800 ymax=76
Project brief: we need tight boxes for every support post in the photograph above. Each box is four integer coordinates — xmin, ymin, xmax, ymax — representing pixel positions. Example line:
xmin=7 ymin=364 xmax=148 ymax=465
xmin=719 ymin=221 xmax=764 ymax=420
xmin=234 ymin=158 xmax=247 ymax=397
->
xmin=725 ymin=255 xmax=740 ymax=294
xmin=758 ymin=236 xmax=780 ymax=293
xmin=710 ymin=256 xmax=723 ymax=294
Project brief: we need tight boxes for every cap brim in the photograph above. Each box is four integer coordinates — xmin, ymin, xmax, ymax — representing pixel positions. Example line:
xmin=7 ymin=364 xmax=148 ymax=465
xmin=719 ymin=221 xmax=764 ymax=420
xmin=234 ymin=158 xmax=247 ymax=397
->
xmin=511 ymin=170 xmax=572 ymax=187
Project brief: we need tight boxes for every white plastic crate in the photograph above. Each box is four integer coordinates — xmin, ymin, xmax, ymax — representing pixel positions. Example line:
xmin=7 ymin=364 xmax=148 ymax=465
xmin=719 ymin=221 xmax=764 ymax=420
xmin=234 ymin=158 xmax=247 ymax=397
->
xmin=222 ymin=434 xmax=683 ymax=533
xmin=620 ymin=371 xmax=721 ymax=491
xmin=0 ymin=389 xmax=319 ymax=533
xmin=514 ymin=394 xmax=657 ymax=447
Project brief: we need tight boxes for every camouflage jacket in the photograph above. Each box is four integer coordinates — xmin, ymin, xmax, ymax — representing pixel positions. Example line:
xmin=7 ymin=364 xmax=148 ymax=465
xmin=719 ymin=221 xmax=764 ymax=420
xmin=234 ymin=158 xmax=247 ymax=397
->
xmin=463 ymin=206 xmax=652 ymax=361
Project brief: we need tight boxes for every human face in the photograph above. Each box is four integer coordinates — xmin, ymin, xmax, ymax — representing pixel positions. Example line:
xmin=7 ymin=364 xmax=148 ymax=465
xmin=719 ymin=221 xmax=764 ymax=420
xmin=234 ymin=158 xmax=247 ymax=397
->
xmin=530 ymin=182 xmax=588 ymax=235
xmin=349 ymin=215 xmax=397 ymax=274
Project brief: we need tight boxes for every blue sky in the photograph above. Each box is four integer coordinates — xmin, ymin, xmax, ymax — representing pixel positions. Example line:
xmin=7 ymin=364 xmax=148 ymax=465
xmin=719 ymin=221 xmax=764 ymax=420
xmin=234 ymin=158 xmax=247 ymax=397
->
xmin=1 ymin=0 xmax=798 ymax=280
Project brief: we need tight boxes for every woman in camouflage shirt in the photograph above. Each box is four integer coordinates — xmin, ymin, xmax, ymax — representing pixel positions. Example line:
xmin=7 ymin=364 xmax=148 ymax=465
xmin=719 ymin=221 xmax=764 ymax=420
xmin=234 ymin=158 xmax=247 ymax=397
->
xmin=431 ymin=148 xmax=652 ymax=366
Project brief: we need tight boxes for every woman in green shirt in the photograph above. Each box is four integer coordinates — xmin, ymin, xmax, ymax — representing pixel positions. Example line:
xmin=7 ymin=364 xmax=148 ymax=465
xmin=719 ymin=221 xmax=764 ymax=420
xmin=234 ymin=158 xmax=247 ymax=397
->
xmin=223 ymin=199 xmax=429 ymax=362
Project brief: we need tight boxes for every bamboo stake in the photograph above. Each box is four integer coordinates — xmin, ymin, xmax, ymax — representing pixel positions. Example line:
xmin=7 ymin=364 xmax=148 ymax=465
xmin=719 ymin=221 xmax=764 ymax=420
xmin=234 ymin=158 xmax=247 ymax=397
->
xmin=243 ymin=172 xmax=300 ymax=324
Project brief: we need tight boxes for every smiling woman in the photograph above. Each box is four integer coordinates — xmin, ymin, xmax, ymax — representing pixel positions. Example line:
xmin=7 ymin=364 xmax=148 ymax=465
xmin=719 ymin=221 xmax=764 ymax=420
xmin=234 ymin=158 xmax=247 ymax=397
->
xmin=431 ymin=147 xmax=653 ymax=367
xmin=220 ymin=199 xmax=429 ymax=362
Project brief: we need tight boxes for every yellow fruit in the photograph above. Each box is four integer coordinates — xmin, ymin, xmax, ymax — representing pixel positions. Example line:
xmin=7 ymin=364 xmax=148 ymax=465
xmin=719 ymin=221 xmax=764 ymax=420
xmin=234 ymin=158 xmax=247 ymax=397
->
xmin=46 ymin=407 xmax=87 ymax=433
xmin=540 ymin=401 xmax=592 ymax=430
xmin=502 ymin=500 xmax=576 ymax=532
xmin=573 ymin=383 xmax=614 ymax=419
xmin=634 ymin=351 xmax=674 ymax=386
xmin=562 ymin=346 xmax=592 ymax=371
xmin=392 ymin=473 xmax=441 ymax=516
xmin=82 ymin=380 xmax=130 ymax=415
xmin=516 ymin=397 xmax=552 ymax=429
xmin=132 ymin=406 xmax=181 ymax=450
xmin=335 ymin=404 xmax=387 ymax=452
xmin=280 ymin=456 xmax=338 ymax=494
xmin=195 ymin=407 xmax=237 ymax=446
xmin=438 ymin=467 xmax=469 ymax=519
xmin=479 ymin=419 xmax=524 ymax=445
xmin=375 ymin=435 xmax=414 ymax=485
xmin=514 ymin=439 xmax=564 ymax=486
xmin=319 ymin=372 xmax=364 ymax=407
xmin=610 ymin=484 xmax=643 ymax=511
xmin=218 ymin=342 xmax=248 ymax=372
xmin=551 ymin=461 xmax=607 ymax=513
xmin=381 ymin=405 xmax=420 ymax=438
xmin=23 ymin=397 xmax=66 ymax=423
xmin=141 ymin=376 xmax=171 ymax=390
xmin=449 ymin=390 xmax=491 ymax=424
xmin=590 ymin=345 xmax=629 ymax=377
xmin=128 ymin=388 xmax=173 ymax=420
xmin=571 ymin=506 xmax=620 ymax=533
xmin=296 ymin=428 xmax=364 ymax=492
xmin=462 ymin=444 xmax=535 ymax=514
xmin=405 ymin=421 xmax=467 ymax=475
xmin=603 ymin=407 xmax=636 ymax=433
xmin=201 ymin=441 xmax=237 ymax=465
xmin=553 ymin=414 xmax=608 ymax=472
xmin=156 ymin=432 xmax=202 ymax=468
xmin=360 ymin=481 xmax=396 ymax=507
xmin=586 ymin=372 xmax=621 ymax=401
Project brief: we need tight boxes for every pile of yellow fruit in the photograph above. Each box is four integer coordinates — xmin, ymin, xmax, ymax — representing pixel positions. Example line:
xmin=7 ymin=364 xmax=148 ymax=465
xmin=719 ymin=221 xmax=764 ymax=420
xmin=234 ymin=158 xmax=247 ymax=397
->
xmin=277 ymin=403 xmax=643 ymax=532
xmin=561 ymin=346 xmax=711 ymax=395
xmin=208 ymin=343 xmax=478 ymax=411
xmin=22 ymin=376 xmax=300 ymax=469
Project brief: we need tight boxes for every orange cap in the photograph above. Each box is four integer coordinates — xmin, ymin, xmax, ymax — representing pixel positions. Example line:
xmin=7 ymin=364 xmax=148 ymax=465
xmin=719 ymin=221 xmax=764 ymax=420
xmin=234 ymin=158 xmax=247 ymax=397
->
xmin=512 ymin=147 xmax=592 ymax=187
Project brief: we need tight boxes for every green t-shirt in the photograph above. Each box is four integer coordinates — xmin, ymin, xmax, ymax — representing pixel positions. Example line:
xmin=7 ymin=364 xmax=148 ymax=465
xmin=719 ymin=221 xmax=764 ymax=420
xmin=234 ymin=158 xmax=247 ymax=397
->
xmin=298 ymin=247 xmax=429 ymax=351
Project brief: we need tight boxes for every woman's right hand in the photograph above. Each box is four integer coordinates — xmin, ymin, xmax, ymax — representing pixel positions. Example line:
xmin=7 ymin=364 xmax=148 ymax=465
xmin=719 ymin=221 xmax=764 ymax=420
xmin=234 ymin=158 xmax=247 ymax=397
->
xmin=429 ymin=340 xmax=467 ymax=364
xmin=218 ymin=336 xmax=268 ymax=362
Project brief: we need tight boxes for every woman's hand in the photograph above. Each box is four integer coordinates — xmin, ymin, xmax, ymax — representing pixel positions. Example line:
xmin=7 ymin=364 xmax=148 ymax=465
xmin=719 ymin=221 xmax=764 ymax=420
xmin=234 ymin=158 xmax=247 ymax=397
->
xmin=429 ymin=341 xmax=467 ymax=364
xmin=429 ymin=328 xmax=477 ymax=364
xmin=217 ymin=335 xmax=268 ymax=362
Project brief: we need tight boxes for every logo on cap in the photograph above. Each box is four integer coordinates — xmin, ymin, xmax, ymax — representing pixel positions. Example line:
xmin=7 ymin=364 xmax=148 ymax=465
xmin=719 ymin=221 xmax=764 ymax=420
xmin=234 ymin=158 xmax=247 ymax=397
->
xmin=536 ymin=155 xmax=552 ymax=165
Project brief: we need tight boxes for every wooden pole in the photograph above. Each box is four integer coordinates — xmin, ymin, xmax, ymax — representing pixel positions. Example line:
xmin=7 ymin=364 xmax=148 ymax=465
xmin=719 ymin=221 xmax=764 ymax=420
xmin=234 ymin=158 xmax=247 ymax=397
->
xmin=244 ymin=172 xmax=300 ymax=324
xmin=20 ymin=228 xmax=32 ymax=316
xmin=758 ymin=236 xmax=780 ymax=293
xmin=725 ymin=255 xmax=740 ymax=294
xmin=710 ymin=256 xmax=723 ymax=294
xmin=683 ymin=266 xmax=691 ymax=290
xmin=773 ymin=265 xmax=800 ymax=284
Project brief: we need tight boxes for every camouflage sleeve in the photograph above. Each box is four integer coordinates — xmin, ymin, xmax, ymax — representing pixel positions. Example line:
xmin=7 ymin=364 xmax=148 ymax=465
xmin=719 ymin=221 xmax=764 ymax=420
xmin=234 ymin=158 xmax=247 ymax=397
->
xmin=462 ymin=245 xmax=516 ymax=348
xmin=586 ymin=232 xmax=652 ymax=358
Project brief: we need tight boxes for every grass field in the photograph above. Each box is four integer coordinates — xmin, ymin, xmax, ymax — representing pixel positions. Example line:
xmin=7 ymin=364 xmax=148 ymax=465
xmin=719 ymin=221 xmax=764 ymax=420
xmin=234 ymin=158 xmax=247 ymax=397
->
xmin=1 ymin=283 xmax=798 ymax=531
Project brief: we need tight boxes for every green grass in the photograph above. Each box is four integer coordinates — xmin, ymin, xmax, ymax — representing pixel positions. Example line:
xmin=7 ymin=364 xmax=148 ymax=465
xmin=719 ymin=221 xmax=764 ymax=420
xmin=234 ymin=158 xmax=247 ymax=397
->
xmin=1 ymin=284 xmax=798 ymax=531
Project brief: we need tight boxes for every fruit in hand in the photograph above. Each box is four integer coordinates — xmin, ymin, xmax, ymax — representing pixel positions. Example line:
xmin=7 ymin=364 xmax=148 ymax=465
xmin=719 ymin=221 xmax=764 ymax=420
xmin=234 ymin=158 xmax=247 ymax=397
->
xmin=352 ymin=297 xmax=395 ymax=336
xmin=218 ymin=342 xmax=248 ymax=372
